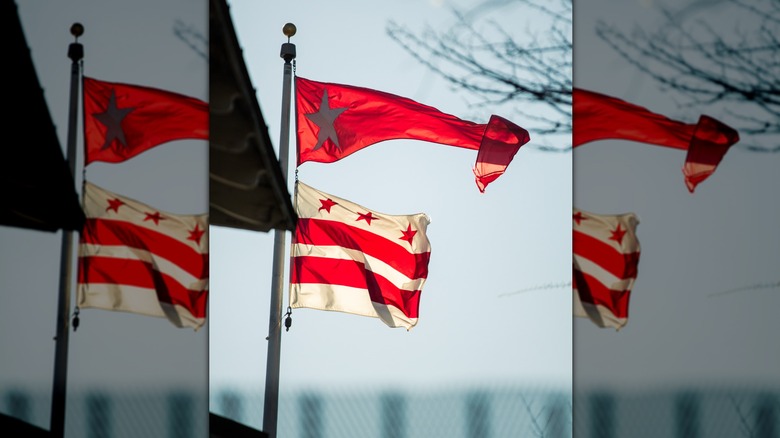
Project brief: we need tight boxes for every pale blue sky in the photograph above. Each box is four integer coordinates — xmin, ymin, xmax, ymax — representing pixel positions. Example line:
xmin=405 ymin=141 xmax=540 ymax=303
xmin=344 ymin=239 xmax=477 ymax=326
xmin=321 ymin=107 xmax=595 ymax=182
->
xmin=574 ymin=0 xmax=780 ymax=391
xmin=208 ymin=0 xmax=572 ymax=395
xmin=1 ymin=2 xmax=572 ymax=428
xmin=2 ymin=0 xmax=209 ymax=403
xmin=4 ymin=0 xmax=775 ymax=436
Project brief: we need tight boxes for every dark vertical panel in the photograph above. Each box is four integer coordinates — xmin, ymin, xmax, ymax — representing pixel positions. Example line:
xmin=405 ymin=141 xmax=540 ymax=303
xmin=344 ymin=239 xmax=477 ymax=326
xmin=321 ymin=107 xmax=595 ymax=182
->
xmin=466 ymin=392 xmax=490 ymax=438
xmin=675 ymin=392 xmax=699 ymax=438
xmin=5 ymin=390 xmax=31 ymax=422
xmin=168 ymin=392 xmax=193 ymax=438
xmin=299 ymin=393 xmax=323 ymax=438
xmin=380 ymin=392 xmax=405 ymax=438
xmin=755 ymin=394 xmax=778 ymax=438
xmin=590 ymin=392 xmax=614 ymax=438
xmin=86 ymin=392 xmax=111 ymax=438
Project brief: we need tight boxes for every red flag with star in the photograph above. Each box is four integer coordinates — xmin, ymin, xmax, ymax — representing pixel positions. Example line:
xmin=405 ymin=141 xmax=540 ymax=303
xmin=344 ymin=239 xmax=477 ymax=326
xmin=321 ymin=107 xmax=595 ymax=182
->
xmin=83 ymin=76 xmax=208 ymax=165
xmin=573 ymin=88 xmax=739 ymax=192
xmin=573 ymin=208 xmax=640 ymax=331
xmin=290 ymin=180 xmax=431 ymax=330
xmin=295 ymin=76 xmax=530 ymax=193
xmin=77 ymin=181 xmax=209 ymax=330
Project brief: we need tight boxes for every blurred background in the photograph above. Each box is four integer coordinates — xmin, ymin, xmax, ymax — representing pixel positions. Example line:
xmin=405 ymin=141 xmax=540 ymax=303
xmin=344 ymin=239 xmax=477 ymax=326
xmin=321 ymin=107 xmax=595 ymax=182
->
xmin=573 ymin=0 xmax=780 ymax=436
xmin=5 ymin=0 xmax=777 ymax=437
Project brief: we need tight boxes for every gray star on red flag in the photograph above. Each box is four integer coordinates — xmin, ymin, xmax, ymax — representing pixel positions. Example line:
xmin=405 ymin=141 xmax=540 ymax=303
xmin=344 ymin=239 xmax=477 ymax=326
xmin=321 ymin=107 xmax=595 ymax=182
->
xmin=305 ymin=89 xmax=347 ymax=151
xmin=94 ymin=90 xmax=135 ymax=151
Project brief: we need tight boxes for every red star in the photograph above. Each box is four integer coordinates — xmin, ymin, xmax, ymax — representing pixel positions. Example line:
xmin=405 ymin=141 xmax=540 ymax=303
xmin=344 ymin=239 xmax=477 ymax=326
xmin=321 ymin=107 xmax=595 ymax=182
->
xmin=356 ymin=211 xmax=378 ymax=225
xmin=608 ymin=224 xmax=627 ymax=246
xmin=573 ymin=211 xmax=586 ymax=225
xmin=105 ymin=198 xmax=124 ymax=213
xmin=144 ymin=211 xmax=164 ymax=225
xmin=399 ymin=224 xmax=417 ymax=246
xmin=318 ymin=198 xmax=337 ymax=213
xmin=187 ymin=223 xmax=205 ymax=245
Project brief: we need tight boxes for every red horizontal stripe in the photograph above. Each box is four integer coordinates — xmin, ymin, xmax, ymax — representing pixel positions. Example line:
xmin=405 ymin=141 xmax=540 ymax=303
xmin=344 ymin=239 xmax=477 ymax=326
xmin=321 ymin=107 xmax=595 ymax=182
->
xmin=78 ymin=257 xmax=207 ymax=318
xmin=295 ymin=218 xmax=429 ymax=280
xmin=573 ymin=230 xmax=639 ymax=280
xmin=291 ymin=256 xmax=420 ymax=319
xmin=81 ymin=218 xmax=208 ymax=279
xmin=573 ymin=267 xmax=630 ymax=318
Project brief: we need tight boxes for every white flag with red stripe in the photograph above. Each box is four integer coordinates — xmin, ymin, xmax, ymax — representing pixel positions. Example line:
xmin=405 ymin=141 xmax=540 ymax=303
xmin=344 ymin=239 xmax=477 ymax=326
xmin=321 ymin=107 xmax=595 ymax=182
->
xmin=290 ymin=181 xmax=431 ymax=330
xmin=573 ymin=208 xmax=640 ymax=330
xmin=77 ymin=181 xmax=208 ymax=330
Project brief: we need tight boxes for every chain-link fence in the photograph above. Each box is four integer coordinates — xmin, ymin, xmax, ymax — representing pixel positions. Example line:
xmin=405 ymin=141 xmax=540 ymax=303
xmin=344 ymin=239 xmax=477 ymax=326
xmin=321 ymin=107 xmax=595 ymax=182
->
xmin=212 ymin=385 xmax=572 ymax=438
xmin=2 ymin=388 xmax=208 ymax=438
xmin=2 ymin=385 xmax=569 ymax=437
xmin=4 ymin=386 xmax=777 ymax=437
xmin=572 ymin=388 xmax=779 ymax=438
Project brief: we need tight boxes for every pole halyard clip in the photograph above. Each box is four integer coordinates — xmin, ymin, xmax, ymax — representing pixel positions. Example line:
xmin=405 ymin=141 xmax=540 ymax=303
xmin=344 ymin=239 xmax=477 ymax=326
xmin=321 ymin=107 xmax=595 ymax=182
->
xmin=72 ymin=307 xmax=80 ymax=332
xmin=284 ymin=306 xmax=293 ymax=332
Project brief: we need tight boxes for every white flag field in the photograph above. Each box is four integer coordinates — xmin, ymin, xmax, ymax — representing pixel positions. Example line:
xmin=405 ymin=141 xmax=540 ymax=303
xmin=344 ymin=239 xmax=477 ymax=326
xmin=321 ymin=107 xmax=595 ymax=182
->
xmin=573 ymin=208 xmax=641 ymax=330
xmin=77 ymin=181 xmax=209 ymax=330
xmin=290 ymin=180 xmax=432 ymax=330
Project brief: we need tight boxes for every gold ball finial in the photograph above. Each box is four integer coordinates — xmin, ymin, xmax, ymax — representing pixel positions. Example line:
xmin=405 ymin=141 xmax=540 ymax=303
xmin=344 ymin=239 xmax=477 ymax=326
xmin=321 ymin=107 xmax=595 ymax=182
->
xmin=70 ymin=23 xmax=84 ymax=38
xmin=282 ymin=23 xmax=297 ymax=38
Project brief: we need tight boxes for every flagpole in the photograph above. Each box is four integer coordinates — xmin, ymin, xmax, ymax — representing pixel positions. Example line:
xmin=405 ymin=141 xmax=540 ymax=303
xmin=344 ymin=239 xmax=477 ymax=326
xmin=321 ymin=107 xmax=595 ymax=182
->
xmin=263 ymin=23 xmax=296 ymax=438
xmin=50 ymin=23 xmax=84 ymax=438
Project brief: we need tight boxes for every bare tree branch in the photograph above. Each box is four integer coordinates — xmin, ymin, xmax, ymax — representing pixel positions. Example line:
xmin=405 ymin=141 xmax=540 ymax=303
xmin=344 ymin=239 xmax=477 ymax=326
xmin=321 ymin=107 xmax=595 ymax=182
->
xmin=388 ymin=0 xmax=780 ymax=153
xmin=498 ymin=281 xmax=572 ymax=298
xmin=595 ymin=0 xmax=780 ymax=152
xmin=708 ymin=281 xmax=780 ymax=297
xmin=173 ymin=19 xmax=208 ymax=61
xmin=386 ymin=0 xmax=572 ymax=150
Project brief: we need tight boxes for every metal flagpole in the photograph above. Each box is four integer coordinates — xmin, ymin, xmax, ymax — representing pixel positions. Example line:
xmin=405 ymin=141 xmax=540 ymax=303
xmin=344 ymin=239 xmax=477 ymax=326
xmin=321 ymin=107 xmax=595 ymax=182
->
xmin=263 ymin=23 xmax=297 ymax=438
xmin=50 ymin=23 xmax=84 ymax=438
